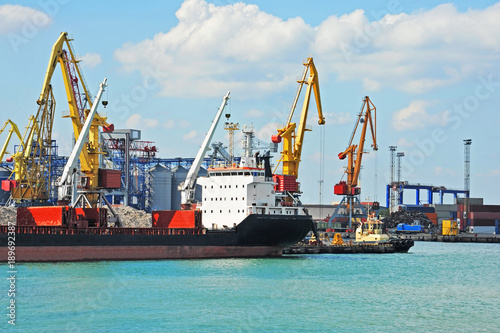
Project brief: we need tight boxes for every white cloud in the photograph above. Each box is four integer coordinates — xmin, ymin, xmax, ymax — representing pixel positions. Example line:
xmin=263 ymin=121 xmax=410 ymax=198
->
xmin=125 ymin=114 xmax=159 ymax=128
xmin=363 ymin=78 xmax=381 ymax=91
xmin=392 ymin=100 xmax=450 ymax=131
xmin=114 ymin=0 xmax=313 ymax=98
xmin=397 ymin=137 xmax=415 ymax=148
xmin=314 ymin=3 xmax=500 ymax=93
xmin=245 ymin=108 xmax=265 ymax=118
xmin=163 ymin=119 xmax=190 ymax=129
xmin=434 ymin=166 xmax=456 ymax=177
xmin=0 ymin=4 xmax=51 ymax=35
xmin=114 ymin=1 xmax=500 ymax=98
xmin=256 ymin=122 xmax=281 ymax=142
xmin=490 ymin=166 xmax=500 ymax=175
xmin=324 ymin=112 xmax=351 ymax=125
xmin=183 ymin=130 xmax=198 ymax=141
xmin=80 ymin=53 xmax=102 ymax=69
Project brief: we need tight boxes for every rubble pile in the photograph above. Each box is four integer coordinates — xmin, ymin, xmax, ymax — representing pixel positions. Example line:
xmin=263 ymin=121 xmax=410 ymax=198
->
xmin=0 ymin=207 xmax=17 ymax=225
xmin=382 ymin=210 xmax=433 ymax=229
xmin=113 ymin=205 xmax=151 ymax=228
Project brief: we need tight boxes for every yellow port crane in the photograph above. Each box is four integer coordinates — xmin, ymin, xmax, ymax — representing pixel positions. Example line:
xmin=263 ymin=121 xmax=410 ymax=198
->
xmin=0 ymin=120 xmax=23 ymax=163
xmin=9 ymin=32 xmax=113 ymax=202
xmin=330 ymin=96 xmax=378 ymax=228
xmin=9 ymin=93 xmax=56 ymax=201
xmin=273 ymin=57 xmax=325 ymax=200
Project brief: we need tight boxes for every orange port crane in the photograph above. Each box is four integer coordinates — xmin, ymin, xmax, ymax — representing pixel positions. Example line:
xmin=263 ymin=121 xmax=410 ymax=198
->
xmin=272 ymin=57 xmax=325 ymax=200
xmin=335 ymin=96 xmax=378 ymax=196
xmin=331 ymin=96 xmax=377 ymax=227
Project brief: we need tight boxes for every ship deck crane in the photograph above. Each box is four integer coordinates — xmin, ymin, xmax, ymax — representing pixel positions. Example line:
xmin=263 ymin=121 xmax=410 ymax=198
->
xmin=330 ymin=96 xmax=378 ymax=228
xmin=58 ymin=78 xmax=107 ymax=204
xmin=272 ymin=57 xmax=325 ymax=200
xmin=179 ymin=92 xmax=231 ymax=209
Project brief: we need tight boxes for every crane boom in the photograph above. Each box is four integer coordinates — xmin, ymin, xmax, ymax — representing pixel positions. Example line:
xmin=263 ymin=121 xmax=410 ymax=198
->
xmin=274 ymin=57 xmax=325 ymax=187
xmin=0 ymin=120 xmax=23 ymax=162
xmin=43 ymin=32 xmax=113 ymax=187
xmin=58 ymin=78 xmax=108 ymax=203
xmin=337 ymin=96 xmax=377 ymax=193
xmin=179 ymin=92 xmax=230 ymax=208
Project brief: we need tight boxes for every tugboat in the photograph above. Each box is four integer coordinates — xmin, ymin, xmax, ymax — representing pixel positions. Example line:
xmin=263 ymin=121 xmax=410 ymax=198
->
xmin=355 ymin=214 xmax=414 ymax=252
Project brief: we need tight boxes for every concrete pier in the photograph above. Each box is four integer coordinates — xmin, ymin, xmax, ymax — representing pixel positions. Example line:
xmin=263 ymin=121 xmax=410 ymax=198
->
xmin=399 ymin=233 xmax=500 ymax=243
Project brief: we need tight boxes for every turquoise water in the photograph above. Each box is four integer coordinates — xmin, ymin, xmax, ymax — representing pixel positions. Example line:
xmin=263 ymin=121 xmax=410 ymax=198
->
xmin=2 ymin=242 xmax=499 ymax=332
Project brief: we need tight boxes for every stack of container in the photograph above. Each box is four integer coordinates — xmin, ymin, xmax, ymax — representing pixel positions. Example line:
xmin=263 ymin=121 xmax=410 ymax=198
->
xmin=457 ymin=198 xmax=500 ymax=233
xmin=430 ymin=204 xmax=457 ymax=227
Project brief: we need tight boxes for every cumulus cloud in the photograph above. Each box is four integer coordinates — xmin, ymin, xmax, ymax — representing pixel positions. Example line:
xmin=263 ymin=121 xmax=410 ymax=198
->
xmin=163 ymin=119 xmax=190 ymax=129
xmin=245 ymin=108 xmax=265 ymax=118
xmin=490 ymin=166 xmax=500 ymax=175
xmin=114 ymin=0 xmax=500 ymax=98
xmin=434 ymin=166 xmax=456 ymax=177
xmin=397 ymin=137 xmax=415 ymax=148
xmin=324 ymin=112 xmax=352 ymax=125
xmin=256 ymin=122 xmax=280 ymax=142
xmin=125 ymin=114 xmax=159 ymax=128
xmin=0 ymin=4 xmax=51 ymax=34
xmin=392 ymin=100 xmax=450 ymax=131
xmin=80 ymin=53 xmax=102 ymax=68
xmin=183 ymin=130 xmax=198 ymax=141
xmin=314 ymin=3 xmax=500 ymax=93
xmin=114 ymin=0 xmax=313 ymax=98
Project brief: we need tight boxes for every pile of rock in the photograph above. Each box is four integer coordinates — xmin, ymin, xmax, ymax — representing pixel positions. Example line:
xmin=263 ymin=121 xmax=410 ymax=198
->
xmin=0 ymin=207 xmax=17 ymax=225
xmin=112 ymin=205 xmax=151 ymax=228
xmin=382 ymin=210 xmax=433 ymax=229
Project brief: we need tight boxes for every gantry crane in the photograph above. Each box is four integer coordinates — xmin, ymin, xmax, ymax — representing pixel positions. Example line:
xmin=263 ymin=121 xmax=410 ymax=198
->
xmin=329 ymin=96 xmax=378 ymax=228
xmin=272 ymin=57 xmax=325 ymax=202
xmin=8 ymin=32 xmax=113 ymax=203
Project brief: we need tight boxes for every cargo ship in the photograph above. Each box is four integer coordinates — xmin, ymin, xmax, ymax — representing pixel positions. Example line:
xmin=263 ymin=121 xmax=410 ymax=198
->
xmin=0 ymin=148 xmax=313 ymax=262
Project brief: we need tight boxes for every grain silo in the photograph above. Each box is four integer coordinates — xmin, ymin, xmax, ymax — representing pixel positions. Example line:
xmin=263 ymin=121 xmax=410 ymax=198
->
xmin=147 ymin=164 xmax=172 ymax=211
xmin=171 ymin=165 xmax=188 ymax=210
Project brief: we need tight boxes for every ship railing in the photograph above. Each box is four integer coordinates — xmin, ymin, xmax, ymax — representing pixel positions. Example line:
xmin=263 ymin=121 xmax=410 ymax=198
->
xmin=0 ymin=225 xmax=205 ymax=236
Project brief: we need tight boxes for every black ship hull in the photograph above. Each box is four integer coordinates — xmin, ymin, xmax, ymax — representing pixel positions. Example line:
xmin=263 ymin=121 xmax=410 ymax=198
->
xmin=1 ymin=214 xmax=313 ymax=262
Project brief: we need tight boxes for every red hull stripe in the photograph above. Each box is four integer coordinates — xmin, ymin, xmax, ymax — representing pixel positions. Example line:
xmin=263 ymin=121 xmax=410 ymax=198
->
xmin=7 ymin=246 xmax=283 ymax=262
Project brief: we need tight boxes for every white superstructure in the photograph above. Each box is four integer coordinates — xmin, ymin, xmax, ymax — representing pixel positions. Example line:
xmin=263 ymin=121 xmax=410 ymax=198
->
xmin=197 ymin=126 xmax=306 ymax=230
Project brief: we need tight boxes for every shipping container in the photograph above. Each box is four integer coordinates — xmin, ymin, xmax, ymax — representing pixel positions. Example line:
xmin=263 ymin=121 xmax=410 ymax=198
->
xmin=471 ymin=226 xmax=495 ymax=234
xmin=396 ymin=224 xmax=424 ymax=233
xmin=406 ymin=206 xmax=435 ymax=213
xmin=471 ymin=219 xmax=496 ymax=226
xmin=442 ymin=220 xmax=459 ymax=235
xmin=470 ymin=205 xmax=500 ymax=213
xmin=457 ymin=198 xmax=483 ymax=205
xmin=470 ymin=212 xmax=500 ymax=220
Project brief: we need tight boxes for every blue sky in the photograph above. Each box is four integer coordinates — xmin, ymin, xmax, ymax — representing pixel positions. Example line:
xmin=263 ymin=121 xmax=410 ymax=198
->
xmin=1 ymin=0 xmax=500 ymax=206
